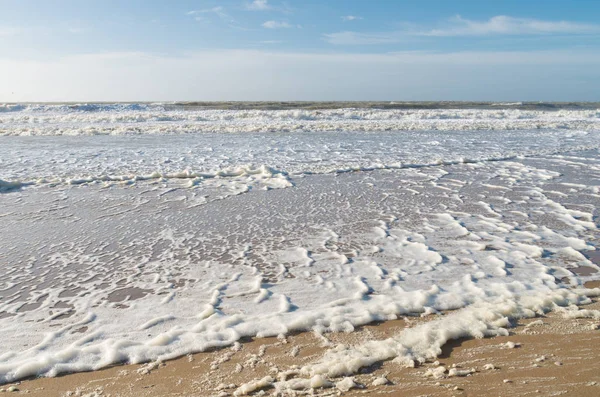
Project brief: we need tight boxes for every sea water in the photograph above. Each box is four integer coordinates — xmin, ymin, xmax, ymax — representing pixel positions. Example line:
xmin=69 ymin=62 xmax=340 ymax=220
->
xmin=0 ymin=103 xmax=599 ymax=386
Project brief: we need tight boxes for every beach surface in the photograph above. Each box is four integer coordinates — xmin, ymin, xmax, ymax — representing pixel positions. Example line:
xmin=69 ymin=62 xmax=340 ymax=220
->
xmin=1 ymin=103 xmax=599 ymax=395
xmin=10 ymin=283 xmax=600 ymax=396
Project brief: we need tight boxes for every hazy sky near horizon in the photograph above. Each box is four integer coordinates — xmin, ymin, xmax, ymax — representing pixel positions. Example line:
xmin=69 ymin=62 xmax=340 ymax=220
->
xmin=1 ymin=0 xmax=600 ymax=101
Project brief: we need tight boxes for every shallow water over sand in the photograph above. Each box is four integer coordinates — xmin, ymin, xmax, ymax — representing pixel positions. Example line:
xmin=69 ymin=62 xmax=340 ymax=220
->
xmin=1 ymin=144 xmax=599 ymax=382
xmin=1 ymin=104 xmax=600 ymax=383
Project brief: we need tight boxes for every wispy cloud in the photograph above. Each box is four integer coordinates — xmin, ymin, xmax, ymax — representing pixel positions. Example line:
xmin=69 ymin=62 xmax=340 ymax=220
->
xmin=187 ymin=7 xmax=235 ymax=24
xmin=246 ymin=0 xmax=270 ymax=11
xmin=262 ymin=20 xmax=292 ymax=29
xmin=341 ymin=16 xmax=362 ymax=22
xmin=424 ymin=15 xmax=600 ymax=36
xmin=325 ymin=15 xmax=600 ymax=45
xmin=247 ymin=0 xmax=295 ymax=15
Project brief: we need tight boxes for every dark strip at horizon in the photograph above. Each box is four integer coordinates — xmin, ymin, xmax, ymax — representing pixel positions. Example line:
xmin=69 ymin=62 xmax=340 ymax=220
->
xmin=3 ymin=101 xmax=600 ymax=111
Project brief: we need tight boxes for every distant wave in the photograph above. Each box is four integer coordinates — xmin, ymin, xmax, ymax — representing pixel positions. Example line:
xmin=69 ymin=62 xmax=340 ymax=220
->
xmin=491 ymin=102 xmax=523 ymax=106
xmin=0 ymin=102 xmax=165 ymax=113
xmin=1 ymin=106 xmax=599 ymax=136
xmin=2 ymin=101 xmax=600 ymax=113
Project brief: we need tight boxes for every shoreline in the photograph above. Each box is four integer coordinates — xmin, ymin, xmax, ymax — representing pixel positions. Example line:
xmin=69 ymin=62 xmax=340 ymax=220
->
xmin=1 ymin=149 xmax=599 ymax=395
xmin=7 ymin=281 xmax=600 ymax=396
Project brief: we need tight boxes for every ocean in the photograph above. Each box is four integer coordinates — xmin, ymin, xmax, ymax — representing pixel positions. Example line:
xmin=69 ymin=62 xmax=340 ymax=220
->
xmin=0 ymin=102 xmax=599 ymax=387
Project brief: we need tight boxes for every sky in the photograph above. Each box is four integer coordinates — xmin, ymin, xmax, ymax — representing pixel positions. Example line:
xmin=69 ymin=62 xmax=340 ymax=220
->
xmin=1 ymin=0 xmax=600 ymax=101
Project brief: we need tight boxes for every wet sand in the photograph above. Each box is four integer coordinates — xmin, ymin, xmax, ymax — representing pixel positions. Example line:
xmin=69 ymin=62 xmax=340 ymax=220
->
xmin=9 ymin=281 xmax=600 ymax=397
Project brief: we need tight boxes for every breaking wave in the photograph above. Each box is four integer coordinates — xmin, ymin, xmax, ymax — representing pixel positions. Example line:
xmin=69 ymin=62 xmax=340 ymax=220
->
xmin=1 ymin=104 xmax=599 ymax=136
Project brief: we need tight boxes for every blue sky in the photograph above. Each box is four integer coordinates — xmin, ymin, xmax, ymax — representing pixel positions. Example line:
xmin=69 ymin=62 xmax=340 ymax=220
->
xmin=1 ymin=0 xmax=600 ymax=101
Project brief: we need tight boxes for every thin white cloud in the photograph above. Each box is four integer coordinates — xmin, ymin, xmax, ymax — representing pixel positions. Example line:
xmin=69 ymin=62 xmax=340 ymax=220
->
xmin=424 ymin=15 xmax=600 ymax=36
xmin=2 ymin=49 xmax=600 ymax=101
xmin=325 ymin=15 xmax=600 ymax=45
xmin=262 ymin=20 xmax=292 ymax=29
xmin=187 ymin=7 xmax=235 ymax=24
xmin=341 ymin=16 xmax=362 ymax=22
xmin=246 ymin=0 xmax=270 ymax=11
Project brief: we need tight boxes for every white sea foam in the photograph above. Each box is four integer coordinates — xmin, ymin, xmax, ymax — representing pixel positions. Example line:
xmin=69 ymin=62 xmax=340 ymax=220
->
xmin=0 ymin=106 xmax=599 ymax=387
xmin=1 ymin=106 xmax=599 ymax=136
xmin=1 ymin=125 xmax=599 ymax=193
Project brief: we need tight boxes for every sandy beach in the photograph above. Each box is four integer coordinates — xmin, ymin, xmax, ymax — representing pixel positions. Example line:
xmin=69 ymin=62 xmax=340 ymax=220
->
xmin=6 ymin=281 xmax=599 ymax=397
